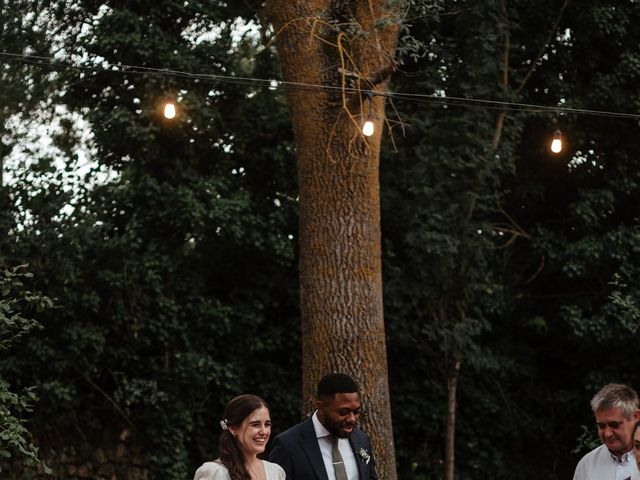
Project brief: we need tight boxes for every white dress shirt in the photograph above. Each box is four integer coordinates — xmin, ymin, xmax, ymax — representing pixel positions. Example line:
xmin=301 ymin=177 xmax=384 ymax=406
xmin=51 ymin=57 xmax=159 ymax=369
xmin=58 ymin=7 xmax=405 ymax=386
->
xmin=573 ymin=444 xmax=640 ymax=480
xmin=312 ymin=411 xmax=359 ymax=480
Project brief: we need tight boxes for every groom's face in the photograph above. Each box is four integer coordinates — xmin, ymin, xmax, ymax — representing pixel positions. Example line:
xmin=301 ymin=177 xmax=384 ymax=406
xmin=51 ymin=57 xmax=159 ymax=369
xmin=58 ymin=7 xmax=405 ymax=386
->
xmin=317 ymin=392 xmax=361 ymax=438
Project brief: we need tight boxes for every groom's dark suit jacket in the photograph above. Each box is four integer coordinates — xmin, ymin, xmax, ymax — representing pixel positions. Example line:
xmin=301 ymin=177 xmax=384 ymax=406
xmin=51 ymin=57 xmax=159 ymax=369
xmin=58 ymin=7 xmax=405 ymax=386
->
xmin=268 ymin=417 xmax=378 ymax=480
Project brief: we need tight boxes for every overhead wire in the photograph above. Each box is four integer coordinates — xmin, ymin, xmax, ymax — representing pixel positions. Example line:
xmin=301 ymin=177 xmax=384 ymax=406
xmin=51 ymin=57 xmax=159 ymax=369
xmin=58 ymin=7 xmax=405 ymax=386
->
xmin=1 ymin=50 xmax=640 ymax=120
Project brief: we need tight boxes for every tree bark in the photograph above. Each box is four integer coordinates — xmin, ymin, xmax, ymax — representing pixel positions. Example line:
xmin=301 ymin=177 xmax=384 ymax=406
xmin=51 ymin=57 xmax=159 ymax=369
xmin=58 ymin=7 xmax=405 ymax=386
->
xmin=265 ymin=2 xmax=401 ymax=478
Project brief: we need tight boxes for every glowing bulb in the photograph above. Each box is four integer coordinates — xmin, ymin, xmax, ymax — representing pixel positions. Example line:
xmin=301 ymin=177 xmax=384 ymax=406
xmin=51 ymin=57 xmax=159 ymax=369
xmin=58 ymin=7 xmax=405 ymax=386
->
xmin=550 ymin=130 xmax=562 ymax=153
xmin=362 ymin=120 xmax=374 ymax=137
xmin=163 ymin=101 xmax=176 ymax=119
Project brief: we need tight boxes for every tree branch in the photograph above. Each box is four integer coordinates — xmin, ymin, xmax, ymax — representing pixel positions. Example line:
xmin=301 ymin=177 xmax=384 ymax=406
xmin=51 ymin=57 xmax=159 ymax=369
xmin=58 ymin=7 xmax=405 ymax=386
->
xmin=517 ymin=0 xmax=571 ymax=93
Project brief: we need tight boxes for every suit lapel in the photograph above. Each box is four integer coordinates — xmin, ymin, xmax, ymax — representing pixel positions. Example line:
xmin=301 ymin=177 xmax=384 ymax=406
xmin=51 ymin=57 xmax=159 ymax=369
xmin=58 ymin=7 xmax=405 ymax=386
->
xmin=300 ymin=418 xmax=330 ymax=480
xmin=349 ymin=432 xmax=365 ymax=480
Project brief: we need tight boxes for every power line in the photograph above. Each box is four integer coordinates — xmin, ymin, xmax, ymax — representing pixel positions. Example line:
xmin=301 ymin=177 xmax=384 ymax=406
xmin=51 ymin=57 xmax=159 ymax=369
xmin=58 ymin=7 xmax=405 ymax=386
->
xmin=2 ymin=51 xmax=640 ymax=120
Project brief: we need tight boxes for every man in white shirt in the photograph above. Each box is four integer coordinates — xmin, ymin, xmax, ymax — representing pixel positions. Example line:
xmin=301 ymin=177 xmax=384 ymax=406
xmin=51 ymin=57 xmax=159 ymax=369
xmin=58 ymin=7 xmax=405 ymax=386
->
xmin=574 ymin=383 xmax=640 ymax=480
xmin=269 ymin=373 xmax=378 ymax=480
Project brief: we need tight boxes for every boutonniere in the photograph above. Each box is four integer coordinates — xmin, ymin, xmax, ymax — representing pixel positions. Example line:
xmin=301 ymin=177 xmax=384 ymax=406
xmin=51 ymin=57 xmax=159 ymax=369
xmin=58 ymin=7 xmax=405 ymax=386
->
xmin=358 ymin=447 xmax=371 ymax=464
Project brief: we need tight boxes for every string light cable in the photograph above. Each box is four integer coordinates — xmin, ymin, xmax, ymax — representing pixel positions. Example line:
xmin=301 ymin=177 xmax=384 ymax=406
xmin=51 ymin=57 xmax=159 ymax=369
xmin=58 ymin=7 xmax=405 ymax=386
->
xmin=2 ymin=51 xmax=640 ymax=121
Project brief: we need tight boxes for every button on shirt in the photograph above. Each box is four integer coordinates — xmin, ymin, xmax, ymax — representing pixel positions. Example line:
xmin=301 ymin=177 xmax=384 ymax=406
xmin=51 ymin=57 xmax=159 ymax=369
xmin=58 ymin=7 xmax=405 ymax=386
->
xmin=312 ymin=411 xmax=359 ymax=480
xmin=613 ymin=452 xmax=638 ymax=480
xmin=573 ymin=444 xmax=640 ymax=480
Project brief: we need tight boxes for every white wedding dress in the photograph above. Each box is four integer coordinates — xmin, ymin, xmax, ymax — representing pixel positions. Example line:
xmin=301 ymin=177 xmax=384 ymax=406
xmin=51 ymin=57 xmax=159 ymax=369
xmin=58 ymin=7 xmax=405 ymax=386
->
xmin=193 ymin=460 xmax=286 ymax=480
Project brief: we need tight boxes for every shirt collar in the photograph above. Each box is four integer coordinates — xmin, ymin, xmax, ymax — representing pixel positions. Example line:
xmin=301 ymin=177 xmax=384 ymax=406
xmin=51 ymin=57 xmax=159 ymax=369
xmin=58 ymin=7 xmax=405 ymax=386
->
xmin=609 ymin=449 xmax=634 ymax=464
xmin=312 ymin=410 xmax=331 ymax=439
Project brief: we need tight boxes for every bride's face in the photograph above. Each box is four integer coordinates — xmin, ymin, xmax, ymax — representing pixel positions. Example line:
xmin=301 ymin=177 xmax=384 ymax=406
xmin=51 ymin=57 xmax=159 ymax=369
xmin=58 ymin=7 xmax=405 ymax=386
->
xmin=231 ymin=406 xmax=272 ymax=457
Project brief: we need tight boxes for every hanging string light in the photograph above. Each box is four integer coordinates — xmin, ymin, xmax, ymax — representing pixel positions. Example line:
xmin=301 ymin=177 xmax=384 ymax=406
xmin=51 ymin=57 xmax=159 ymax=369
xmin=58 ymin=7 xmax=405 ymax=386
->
xmin=550 ymin=112 xmax=562 ymax=153
xmin=550 ymin=130 xmax=562 ymax=153
xmin=5 ymin=51 xmax=640 ymax=155
xmin=162 ymin=75 xmax=177 ymax=119
xmin=362 ymin=119 xmax=374 ymax=137
xmin=362 ymin=91 xmax=374 ymax=137
xmin=163 ymin=97 xmax=176 ymax=119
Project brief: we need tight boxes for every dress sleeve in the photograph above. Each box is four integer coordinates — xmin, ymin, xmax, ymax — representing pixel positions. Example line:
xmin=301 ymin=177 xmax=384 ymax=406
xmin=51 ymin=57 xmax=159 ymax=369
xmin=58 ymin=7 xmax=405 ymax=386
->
xmin=193 ymin=462 xmax=230 ymax=480
xmin=266 ymin=460 xmax=287 ymax=480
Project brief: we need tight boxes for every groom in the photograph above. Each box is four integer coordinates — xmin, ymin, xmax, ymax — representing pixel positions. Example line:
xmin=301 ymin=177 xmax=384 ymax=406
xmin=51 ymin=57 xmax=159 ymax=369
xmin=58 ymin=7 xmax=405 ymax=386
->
xmin=269 ymin=372 xmax=378 ymax=480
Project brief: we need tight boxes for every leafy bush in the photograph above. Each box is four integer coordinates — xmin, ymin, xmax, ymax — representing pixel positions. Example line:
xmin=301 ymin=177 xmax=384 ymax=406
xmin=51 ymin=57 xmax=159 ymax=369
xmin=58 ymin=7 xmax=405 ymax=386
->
xmin=0 ymin=265 xmax=53 ymax=473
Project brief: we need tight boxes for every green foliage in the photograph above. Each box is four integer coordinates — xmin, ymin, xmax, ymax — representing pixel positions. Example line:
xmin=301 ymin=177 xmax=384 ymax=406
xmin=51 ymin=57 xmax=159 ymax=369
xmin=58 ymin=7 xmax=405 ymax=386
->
xmin=572 ymin=424 xmax=600 ymax=456
xmin=2 ymin=1 xmax=640 ymax=479
xmin=0 ymin=266 xmax=52 ymax=472
xmin=2 ymin=1 xmax=299 ymax=478
xmin=0 ymin=267 xmax=49 ymax=351
xmin=383 ymin=1 xmax=521 ymax=476
xmin=608 ymin=273 xmax=640 ymax=329
xmin=0 ymin=382 xmax=38 ymax=462
xmin=383 ymin=0 xmax=640 ymax=479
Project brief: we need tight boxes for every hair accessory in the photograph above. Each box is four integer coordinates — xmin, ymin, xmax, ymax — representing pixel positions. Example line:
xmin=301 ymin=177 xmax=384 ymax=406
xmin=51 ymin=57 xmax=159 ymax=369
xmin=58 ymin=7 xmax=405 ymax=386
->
xmin=220 ymin=419 xmax=228 ymax=430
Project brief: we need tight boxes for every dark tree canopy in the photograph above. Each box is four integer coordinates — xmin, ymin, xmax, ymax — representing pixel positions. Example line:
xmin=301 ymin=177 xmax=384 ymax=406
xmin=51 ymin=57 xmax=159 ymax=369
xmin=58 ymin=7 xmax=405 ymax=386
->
xmin=0 ymin=1 xmax=639 ymax=479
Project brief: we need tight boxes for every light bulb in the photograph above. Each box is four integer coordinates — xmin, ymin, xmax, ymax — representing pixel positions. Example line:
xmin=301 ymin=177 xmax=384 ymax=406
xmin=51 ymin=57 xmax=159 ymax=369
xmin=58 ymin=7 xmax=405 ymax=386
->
xmin=550 ymin=130 xmax=562 ymax=153
xmin=163 ymin=101 xmax=176 ymax=119
xmin=362 ymin=120 xmax=374 ymax=137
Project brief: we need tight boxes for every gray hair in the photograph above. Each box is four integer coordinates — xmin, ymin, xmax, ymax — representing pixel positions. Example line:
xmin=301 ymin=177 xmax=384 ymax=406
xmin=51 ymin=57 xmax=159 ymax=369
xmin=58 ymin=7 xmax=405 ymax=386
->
xmin=590 ymin=383 xmax=639 ymax=419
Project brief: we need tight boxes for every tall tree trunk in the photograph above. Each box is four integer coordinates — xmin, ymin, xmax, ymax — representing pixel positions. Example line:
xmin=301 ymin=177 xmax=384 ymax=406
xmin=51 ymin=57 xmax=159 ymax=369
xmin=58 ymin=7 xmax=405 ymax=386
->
xmin=445 ymin=356 xmax=461 ymax=480
xmin=265 ymin=2 xmax=400 ymax=478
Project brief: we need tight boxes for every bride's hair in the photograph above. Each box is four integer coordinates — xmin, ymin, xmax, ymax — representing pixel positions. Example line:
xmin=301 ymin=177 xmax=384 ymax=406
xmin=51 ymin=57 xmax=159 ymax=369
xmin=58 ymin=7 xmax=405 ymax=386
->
xmin=219 ymin=394 xmax=269 ymax=480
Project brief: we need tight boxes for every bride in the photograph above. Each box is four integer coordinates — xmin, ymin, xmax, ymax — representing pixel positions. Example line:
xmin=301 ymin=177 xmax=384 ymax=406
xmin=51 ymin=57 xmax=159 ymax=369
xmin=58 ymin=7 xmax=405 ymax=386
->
xmin=194 ymin=394 xmax=285 ymax=480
